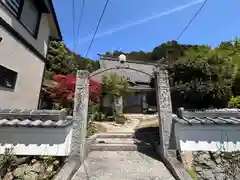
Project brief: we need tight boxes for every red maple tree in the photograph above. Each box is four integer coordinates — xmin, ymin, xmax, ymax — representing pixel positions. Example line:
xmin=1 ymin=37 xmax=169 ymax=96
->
xmin=46 ymin=74 xmax=101 ymax=105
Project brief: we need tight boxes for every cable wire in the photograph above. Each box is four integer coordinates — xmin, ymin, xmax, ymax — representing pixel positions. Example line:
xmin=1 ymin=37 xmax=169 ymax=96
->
xmin=73 ymin=0 xmax=86 ymax=51
xmin=72 ymin=0 xmax=76 ymax=47
xmin=84 ymin=0 xmax=110 ymax=58
xmin=176 ymin=0 xmax=208 ymax=41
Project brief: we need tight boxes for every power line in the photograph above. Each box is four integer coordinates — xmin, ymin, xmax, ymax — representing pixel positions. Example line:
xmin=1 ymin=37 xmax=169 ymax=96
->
xmin=176 ymin=0 xmax=208 ymax=41
xmin=85 ymin=0 xmax=110 ymax=58
xmin=72 ymin=0 xmax=76 ymax=47
xmin=73 ymin=0 xmax=86 ymax=51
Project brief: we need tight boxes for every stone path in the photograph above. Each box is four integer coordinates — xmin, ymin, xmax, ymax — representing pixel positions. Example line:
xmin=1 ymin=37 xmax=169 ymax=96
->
xmin=71 ymin=151 xmax=175 ymax=180
xmin=71 ymin=115 xmax=174 ymax=180
xmin=94 ymin=113 xmax=159 ymax=133
xmin=94 ymin=118 xmax=140 ymax=133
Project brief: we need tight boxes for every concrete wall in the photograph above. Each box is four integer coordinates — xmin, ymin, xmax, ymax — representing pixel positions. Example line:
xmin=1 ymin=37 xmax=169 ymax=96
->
xmin=175 ymin=123 xmax=240 ymax=152
xmin=0 ymin=2 xmax=50 ymax=56
xmin=0 ymin=2 xmax=51 ymax=108
xmin=0 ymin=27 xmax=45 ymax=108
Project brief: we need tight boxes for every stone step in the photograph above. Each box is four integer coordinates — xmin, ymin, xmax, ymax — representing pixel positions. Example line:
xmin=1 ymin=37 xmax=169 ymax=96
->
xmin=96 ymin=138 xmax=138 ymax=144
xmin=91 ymin=144 xmax=139 ymax=151
xmin=96 ymin=132 xmax=134 ymax=139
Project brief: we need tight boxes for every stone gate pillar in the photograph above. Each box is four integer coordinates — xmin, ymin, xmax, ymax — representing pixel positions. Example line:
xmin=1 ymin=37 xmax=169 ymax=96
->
xmin=155 ymin=59 xmax=173 ymax=157
xmin=71 ymin=70 xmax=89 ymax=163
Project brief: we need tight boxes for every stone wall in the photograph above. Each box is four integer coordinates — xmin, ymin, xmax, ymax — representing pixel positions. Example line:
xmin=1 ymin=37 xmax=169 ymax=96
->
xmin=0 ymin=150 xmax=65 ymax=180
xmin=191 ymin=151 xmax=240 ymax=180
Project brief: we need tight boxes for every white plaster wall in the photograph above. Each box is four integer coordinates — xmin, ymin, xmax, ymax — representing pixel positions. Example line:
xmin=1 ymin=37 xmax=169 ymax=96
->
xmin=0 ymin=2 xmax=52 ymax=108
xmin=175 ymin=123 xmax=240 ymax=152
xmin=0 ymin=2 xmax=50 ymax=56
xmin=0 ymin=28 xmax=45 ymax=108
xmin=0 ymin=126 xmax=72 ymax=156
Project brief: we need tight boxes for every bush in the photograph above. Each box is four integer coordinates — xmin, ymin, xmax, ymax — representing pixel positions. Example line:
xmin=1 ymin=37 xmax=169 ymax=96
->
xmin=228 ymin=96 xmax=240 ymax=108
xmin=169 ymin=49 xmax=235 ymax=111
xmin=86 ymin=121 xmax=97 ymax=137
xmin=115 ymin=115 xmax=128 ymax=124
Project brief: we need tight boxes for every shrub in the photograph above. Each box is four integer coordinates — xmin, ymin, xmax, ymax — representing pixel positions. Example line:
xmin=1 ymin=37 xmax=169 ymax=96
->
xmin=228 ymin=96 xmax=240 ymax=108
xmin=115 ymin=115 xmax=128 ymax=124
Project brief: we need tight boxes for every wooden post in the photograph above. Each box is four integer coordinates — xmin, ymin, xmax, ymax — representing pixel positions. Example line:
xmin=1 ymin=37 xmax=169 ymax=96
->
xmin=155 ymin=59 xmax=173 ymax=157
xmin=71 ymin=70 xmax=89 ymax=163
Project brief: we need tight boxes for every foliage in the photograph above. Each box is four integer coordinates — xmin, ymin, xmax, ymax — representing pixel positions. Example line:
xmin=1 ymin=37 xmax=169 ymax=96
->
xmin=105 ymin=50 xmax=152 ymax=61
xmin=46 ymin=41 xmax=78 ymax=75
xmin=0 ymin=148 xmax=14 ymax=177
xmin=102 ymin=74 xmax=130 ymax=118
xmin=216 ymin=39 xmax=240 ymax=96
xmin=102 ymin=73 xmax=129 ymax=98
xmin=87 ymin=103 xmax=103 ymax=137
xmin=169 ymin=49 xmax=235 ymax=110
xmin=46 ymin=41 xmax=99 ymax=75
xmin=42 ymin=74 xmax=101 ymax=113
xmin=228 ymin=96 xmax=240 ymax=108
xmin=52 ymin=74 xmax=100 ymax=104
xmin=115 ymin=115 xmax=128 ymax=124
xmin=88 ymin=103 xmax=105 ymax=122
xmin=86 ymin=120 xmax=97 ymax=137
xmin=188 ymin=166 xmax=197 ymax=180
xmin=0 ymin=148 xmax=14 ymax=167
xmin=44 ymin=38 xmax=240 ymax=112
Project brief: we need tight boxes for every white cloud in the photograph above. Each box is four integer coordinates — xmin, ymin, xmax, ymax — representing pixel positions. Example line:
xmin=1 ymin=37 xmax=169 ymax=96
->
xmin=78 ymin=0 xmax=205 ymax=44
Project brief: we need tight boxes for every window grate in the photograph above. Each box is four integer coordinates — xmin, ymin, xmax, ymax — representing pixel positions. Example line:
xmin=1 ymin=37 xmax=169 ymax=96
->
xmin=5 ymin=0 xmax=21 ymax=16
xmin=0 ymin=65 xmax=18 ymax=90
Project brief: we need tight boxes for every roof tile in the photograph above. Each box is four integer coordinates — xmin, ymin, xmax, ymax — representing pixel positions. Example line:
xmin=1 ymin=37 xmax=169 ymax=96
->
xmin=174 ymin=107 xmax=240 ymax=125
xmin=0 ymin=109 xmax=73 ymax=128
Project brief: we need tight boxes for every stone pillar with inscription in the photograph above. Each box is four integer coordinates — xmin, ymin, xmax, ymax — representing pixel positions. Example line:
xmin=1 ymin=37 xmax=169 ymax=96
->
xmin=70 ymin=70 xmax=89 ymax=163
xmin=155 ymin=59 xmax=173 ymax=157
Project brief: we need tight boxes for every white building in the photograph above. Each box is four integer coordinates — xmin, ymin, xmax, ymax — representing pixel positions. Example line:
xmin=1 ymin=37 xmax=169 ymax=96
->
xmin=90 ymin=55 xmax=157 ymax=114
xmin=0 ymin=0 xmax=62 ymax=109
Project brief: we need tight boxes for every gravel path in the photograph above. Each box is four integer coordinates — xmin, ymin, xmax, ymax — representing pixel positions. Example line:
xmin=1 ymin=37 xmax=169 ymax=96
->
xmin=94 ymin=113 xmax=159 ymax=133
xmin=71 ymin=151 xmax=175 ymax=180
xmin=94 ymin=118 xmax=140 ymax=133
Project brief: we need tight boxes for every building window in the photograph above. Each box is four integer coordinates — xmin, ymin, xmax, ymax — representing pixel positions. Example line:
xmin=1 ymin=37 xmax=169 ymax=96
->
xmin=2 ymin=0 xmax=41 ymax=37
xmin=0 ymin=65 xmax=18 ymax=89
xmin=20 ymin=0 xmax=40 ymax=36
xmin=5 ymin=0 xmax=22 ymax=16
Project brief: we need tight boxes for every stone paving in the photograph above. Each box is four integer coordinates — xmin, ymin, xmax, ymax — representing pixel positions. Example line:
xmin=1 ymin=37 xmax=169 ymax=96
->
xmin=71 ymin=151 xmax=175 ymax=180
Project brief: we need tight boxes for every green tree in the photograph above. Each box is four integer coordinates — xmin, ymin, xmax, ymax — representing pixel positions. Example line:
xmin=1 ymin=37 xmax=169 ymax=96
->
xmin=169 ymin=48 xmax=235 ymax=110
xmin=46 ymin=41 xmax=78 ymax=75
xmin=217 ymin=39 xmax=240 ymax=96
xmin=46 ymin=41 xmax=100 ymax=75
xmin=102 ymin=74 xmax=129 ymax=120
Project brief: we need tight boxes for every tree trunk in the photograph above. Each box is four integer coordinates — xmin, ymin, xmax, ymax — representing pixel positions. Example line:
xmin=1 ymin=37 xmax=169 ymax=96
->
xmin=111 ymin=97 xmax=117 ymax=121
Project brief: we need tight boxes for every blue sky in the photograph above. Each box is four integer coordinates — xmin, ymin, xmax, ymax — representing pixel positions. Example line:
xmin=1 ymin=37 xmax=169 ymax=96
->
xmin=53 ymin=0 xmax=239 ymax=60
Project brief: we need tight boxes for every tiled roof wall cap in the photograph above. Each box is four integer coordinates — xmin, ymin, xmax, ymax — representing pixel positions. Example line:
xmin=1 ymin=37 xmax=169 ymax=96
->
xmin=175 ymin=107 xmax=240 ymax=125
xmin=0 ymin=113 xmax=73 ymax=128
xmin=0 ymin=108 xmax=67 ymax=121
xmin=0 ymin=119 xmax=73 ymax=127
xmin=177 ymin=107 xmax=240 ymax=118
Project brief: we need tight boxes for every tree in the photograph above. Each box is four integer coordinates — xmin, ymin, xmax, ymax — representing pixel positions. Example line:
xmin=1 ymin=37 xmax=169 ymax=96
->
xmin=151 ymin=40 xmax=203 ymax=62
xmin=102 ymin=74 xmax=129 ymax=119
xmin=169 ymin=48 xmax=235 ymax=111
xmin=41 ymin=74 xmax=101 ymax=113
xmin=217 ymin=39 xmax=240 ymax=96
xmin=46 ymin=41 xmax=78 ymax=75
xmin=46 ymin=41 xmax=100 ymax=75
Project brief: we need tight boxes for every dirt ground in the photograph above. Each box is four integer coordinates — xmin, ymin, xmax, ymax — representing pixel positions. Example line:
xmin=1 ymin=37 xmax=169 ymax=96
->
xmin=94 ymin=114 xmax=159 ymax=133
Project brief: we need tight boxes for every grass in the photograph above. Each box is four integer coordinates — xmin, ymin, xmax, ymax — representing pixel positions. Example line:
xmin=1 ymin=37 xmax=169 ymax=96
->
xmin=115 ymin=115 xmax=128 ymax=124
xmin=188 ymin=166 xmax=197 ymax=180
xmin=95 ymin=123 xmax=107 ymax=133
